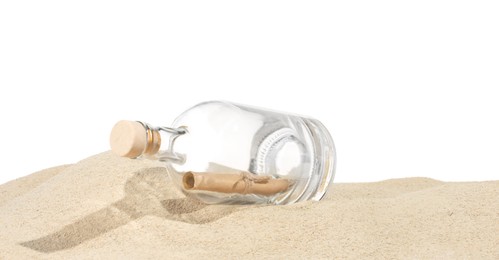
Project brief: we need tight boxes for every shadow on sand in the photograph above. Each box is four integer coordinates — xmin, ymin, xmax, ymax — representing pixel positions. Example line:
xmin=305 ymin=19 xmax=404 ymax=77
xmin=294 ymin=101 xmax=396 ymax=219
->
xmin=20 ymin=167 xmax=247 ymax=253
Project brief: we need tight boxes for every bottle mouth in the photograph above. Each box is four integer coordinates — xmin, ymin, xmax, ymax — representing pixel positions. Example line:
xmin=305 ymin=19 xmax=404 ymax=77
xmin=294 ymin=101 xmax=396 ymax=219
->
xmin=137 ymin=121 xmax=162 ymax=156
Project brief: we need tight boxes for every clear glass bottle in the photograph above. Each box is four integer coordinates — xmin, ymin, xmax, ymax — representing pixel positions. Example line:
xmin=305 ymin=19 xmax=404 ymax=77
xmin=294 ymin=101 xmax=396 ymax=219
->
xmin=110 ymin=101 xmax=336 ymax=205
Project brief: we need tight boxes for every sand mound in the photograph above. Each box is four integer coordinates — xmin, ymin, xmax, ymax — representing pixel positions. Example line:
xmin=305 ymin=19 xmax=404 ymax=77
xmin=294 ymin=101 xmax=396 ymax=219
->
xmin=0 ymin=152 xmax=498 ymax=259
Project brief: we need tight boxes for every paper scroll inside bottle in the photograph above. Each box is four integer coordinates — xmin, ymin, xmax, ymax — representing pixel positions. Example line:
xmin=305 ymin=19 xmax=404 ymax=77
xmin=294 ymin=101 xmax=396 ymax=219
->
xmin=182 ymin=171 xmax=291 ymax=196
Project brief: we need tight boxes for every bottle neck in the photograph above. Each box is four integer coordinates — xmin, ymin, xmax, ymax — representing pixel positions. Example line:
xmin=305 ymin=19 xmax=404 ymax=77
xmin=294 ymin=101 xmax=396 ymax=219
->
xmin=138 ymin=121 xmax=187 ymax=163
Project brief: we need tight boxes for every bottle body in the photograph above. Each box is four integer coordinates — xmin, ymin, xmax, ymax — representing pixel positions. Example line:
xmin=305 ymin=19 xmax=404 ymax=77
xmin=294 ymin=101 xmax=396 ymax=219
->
xmin=163 ymin=101 xmax=336 ymax=205
xmin=110 ymin=101 xmax=336 ymax=205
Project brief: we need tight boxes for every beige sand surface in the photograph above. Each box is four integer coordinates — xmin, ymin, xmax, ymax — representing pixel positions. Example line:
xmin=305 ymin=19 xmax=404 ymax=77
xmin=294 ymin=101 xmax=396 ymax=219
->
xmin=0 ymin=152 xmax=497 ymax=259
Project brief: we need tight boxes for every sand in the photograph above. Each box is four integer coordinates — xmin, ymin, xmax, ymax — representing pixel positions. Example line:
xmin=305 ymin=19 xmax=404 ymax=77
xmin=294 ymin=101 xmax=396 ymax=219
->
xmin=0 ymin=152 xmax=497 ymax=259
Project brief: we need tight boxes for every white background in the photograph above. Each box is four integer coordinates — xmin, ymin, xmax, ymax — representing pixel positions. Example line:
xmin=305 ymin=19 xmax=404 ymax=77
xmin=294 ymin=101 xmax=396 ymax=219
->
xmin=1 ymin=1 xmax=498 ymax=185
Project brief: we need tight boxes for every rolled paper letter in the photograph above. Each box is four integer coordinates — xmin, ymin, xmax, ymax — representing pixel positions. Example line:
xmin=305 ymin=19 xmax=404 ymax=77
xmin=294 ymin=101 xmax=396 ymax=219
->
xmin=182 ymin=172 xmax=291 ymax=196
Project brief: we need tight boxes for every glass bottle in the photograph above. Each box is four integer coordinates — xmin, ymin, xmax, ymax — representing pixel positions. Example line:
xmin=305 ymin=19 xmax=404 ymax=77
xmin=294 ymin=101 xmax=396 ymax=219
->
xmin=109 ymin=101 xmax=336 ymax=205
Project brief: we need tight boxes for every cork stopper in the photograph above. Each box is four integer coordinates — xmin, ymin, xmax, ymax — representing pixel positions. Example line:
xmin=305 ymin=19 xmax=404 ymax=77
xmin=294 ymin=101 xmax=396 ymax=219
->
xmin=110 ymin=120 xmax=148 ymax=158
